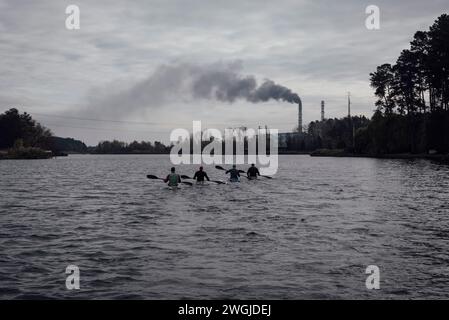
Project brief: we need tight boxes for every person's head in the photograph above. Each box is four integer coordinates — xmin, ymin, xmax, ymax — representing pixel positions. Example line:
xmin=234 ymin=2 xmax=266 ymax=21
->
xmin=251 ymin=163 xmax=255 ymax=167
xmin=199 ymin=166 xmax=203 ymax=171
xmin=232 ymin=165 xmax=236 ymax=169
xmin=171 ymin=167 xmax=175 ymax=173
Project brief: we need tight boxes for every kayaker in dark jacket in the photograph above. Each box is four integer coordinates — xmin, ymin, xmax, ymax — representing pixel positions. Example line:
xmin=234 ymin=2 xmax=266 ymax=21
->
xmin=247 ymin=163 xmax=260 ymax=179
xmin=193 ymin=166 xmax=210 ymax=183
xmin=226 ymin=165 xmax=240 ymax=182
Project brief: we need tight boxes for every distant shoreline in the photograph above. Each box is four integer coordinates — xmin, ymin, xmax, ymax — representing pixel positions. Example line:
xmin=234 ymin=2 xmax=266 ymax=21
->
xmin=2 ymin=149 xmax=449 ymax=164
xmin=310 ymin=149 xmax=449 ymax=163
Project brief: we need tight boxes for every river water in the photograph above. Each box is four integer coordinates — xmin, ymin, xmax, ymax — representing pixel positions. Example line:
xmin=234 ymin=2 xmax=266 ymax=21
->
xmin=0 ymin=154 xmax=448 ymax=299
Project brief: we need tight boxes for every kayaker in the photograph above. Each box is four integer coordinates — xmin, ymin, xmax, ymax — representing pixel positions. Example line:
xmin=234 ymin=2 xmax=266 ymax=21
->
xmin=225 ymin=165 xmax=240 ymax=182
xmin=164 ymin=167 xmax=181 ymax=187
xmin=193 ymin=166 xmax=210 ymax=184
xmin=247 ymin=163 xmax=260 ymax=179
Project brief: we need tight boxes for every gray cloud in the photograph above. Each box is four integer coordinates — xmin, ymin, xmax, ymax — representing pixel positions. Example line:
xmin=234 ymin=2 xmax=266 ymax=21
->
xmin=84 ymin=61 xmax=301 ymax=117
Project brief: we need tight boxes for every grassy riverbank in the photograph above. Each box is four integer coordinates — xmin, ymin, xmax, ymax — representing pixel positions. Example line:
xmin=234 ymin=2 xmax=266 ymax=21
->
xmin=0 ymin=147 xmax=53 ymax=160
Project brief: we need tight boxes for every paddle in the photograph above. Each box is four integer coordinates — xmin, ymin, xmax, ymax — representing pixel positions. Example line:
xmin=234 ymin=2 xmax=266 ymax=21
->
xmin=181 ymin=175 xmax=226 ymax=185
xmin=146 ymin=175 xmax=193 ymax=186
xmin=215 ymin=165 xmax=273 ymax=179
xmin=244 ymin=169 xmax=274 ymax=179
xmin=147 ymin=174 xmax=164 ymax=181
xmin=215 ymin=165 xmax=249 ymax=180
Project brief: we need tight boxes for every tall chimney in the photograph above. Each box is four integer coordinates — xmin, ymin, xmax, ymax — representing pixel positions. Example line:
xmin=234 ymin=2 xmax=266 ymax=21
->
xmin=321 ymin=100 xmax=325 ymax=121
xmin=298 ymin=99 xmax=302 ymax=133
xmin=347 ymin=92 xmax=351 ymax=118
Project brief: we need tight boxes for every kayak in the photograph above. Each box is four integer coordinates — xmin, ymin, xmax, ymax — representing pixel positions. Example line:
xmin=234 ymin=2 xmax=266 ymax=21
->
xmin=229 ymin=178 xmax=240 ymax=183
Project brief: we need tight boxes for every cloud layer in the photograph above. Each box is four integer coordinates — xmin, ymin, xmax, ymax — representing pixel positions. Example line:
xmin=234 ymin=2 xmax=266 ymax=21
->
xmin=0 ymin=0 xmax=447 ymax=144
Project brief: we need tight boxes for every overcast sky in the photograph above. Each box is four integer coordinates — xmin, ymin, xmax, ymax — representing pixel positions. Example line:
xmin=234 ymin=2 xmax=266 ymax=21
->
xmin=0 ymin=0 xmax=447 ymax=145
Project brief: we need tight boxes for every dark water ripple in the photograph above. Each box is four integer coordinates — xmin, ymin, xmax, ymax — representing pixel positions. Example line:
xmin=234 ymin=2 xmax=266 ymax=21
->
xmin=1 ymin=155 xmax=449 ymax=299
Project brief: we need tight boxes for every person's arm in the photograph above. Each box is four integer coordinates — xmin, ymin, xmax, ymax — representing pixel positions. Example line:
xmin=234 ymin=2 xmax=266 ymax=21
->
xmin=237 ymin=171 xmax=240 ymax=177
xmin=164 ymin=174 xmax=169 ymax=183
xmin=205 ymin=173 xmax=210 ymax=181
xmin=178 ymin=175 xmax=182 ymax=183
xmin=247 ymin=169 xmax=250 ymax=177
xmin=193 ymin=172 xmax=197 ymax=180
xmin=256 ymin=168 xmax=260 ymax=176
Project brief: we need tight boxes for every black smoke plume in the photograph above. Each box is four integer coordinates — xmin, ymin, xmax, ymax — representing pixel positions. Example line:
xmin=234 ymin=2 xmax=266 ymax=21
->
xmin=85 ymin=61 xmax=300 ymax=117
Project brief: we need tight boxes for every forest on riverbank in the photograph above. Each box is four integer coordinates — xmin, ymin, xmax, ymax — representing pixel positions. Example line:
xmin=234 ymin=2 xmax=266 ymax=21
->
xmin=0 ymin=108 xmax=54 ymax=159
xmin=304 ymin=14 xmax=449 ymax=156
xmin=0 ymin=108 xmax=171 ymax=159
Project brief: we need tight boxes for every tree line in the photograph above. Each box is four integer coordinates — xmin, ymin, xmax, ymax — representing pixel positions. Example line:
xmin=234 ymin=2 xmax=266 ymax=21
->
xmin=0 ymin=108 xmax=172 ymax=156
xmin=363 ymin=14 xmax=449 ymax=154
xmin=0 ymin=108 xmax=52 ymax=150
xmin=301 ymin=14 xmax=449 ymax=155
xmin=93 ymin=140 xmax=171 ymax=154
xmin=308 ymin=116 xmax=370 ymax=151
xmin=370 ymin=14 xmax=449 ymax=114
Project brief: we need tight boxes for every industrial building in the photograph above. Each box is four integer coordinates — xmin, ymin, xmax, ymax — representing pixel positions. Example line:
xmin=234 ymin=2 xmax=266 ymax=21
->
xmin=278 ymin=99 xmax=325 ymax=152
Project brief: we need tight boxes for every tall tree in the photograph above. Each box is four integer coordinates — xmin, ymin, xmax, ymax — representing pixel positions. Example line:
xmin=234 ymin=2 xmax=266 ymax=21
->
xmin=370 ymin=64 xmax=395 ymax=114
xmin=427 ymin=14 xmax=449 ymax=110
xmin=410 ymin=31 xmax=430 ymax=112
xmin=392 ymin=50 xmax=421 ymax=115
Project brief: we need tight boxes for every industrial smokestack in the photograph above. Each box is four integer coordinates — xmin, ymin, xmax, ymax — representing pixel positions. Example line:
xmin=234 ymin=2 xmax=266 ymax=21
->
xmin=298 ymin=99 xmax=303 ymax=133
xmin=321 ymin=100 xmax=325 ymax=121
xmin=347 ymin=92 xmax=351 ymax=117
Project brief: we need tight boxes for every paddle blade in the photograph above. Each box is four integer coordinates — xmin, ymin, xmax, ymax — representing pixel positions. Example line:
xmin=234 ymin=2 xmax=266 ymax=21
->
xmin=147 ymin=175 xmax=160 ymax=180
xmin=182 ymin=181 xmax=193 ymax=186
xmin=238 ymin=170 xmax=246 ymax=173
xmin=215 ymin=165 xmax=225 ymax=170
xmin=212 ymin=180 xmax=226 ymax=185
xmin=181 ymin=175 xmax=192 ymax=179
xmin=261 ymin=175 xmax=273 ymax=179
